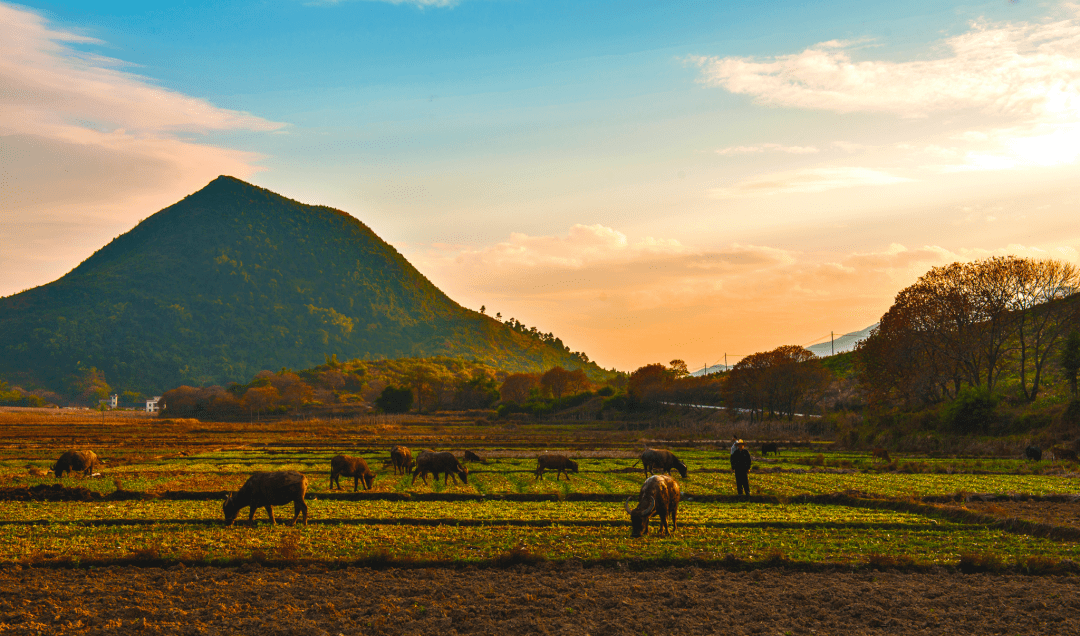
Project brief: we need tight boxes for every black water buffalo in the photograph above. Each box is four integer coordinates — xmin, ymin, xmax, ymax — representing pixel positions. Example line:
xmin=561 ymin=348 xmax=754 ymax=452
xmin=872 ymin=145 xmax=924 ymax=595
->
xmin=1025 ymin=446 xmax=1042 ymax=461
xmin=624 ymin=475 xmax=680 ymax=538
xmin=463 ymin=450 xmax=486 ymax=463
xmin=640 ymin=449 xmax=688 ymax=479
xmin=411 ymin=451 xmax=469 ymax=486
xmin=761 ymin=442 xmax=780 ymax=457
xmin=390 ymin=446 xmax=414 ymax=475
xmin=871 ymin=448 xmax=891 ymax=463
xmin=329 ymin=455 xmax=376 ymax=491
xmin=52 ymin=450 xmax=100 ymax=478
xmin=534 ymin=454 xmax=578 ymax=480
xmin=224 ymin=471 xmax=309 ymax=527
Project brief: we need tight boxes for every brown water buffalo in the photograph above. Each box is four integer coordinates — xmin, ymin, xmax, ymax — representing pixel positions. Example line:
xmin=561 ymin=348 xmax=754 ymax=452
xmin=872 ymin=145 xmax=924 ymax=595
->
xmin=224 ymin=471 xmax=308 ymax=527
xmin=534 ymin=454 xmax=578 ymax=480
xmin=871 ymin=448 xmax=891 ymax=463
xmin=329 ymin=455 xmax=376 ymax=491
xmin=761 ymin=442 xmax=780 ymax=457
xmin=411 ymin=451 xmax=469 ymax=486
xmin=463 ymin=450 xmax=486 ymax=463
xmin=624 ymin=475 xmax=680 ymax=538
xmin=52 ymin=450 xmax=100 ymax=478
xmin=390 ymin=446 xmax=414 ymax=475
xmin=640 ymin=449 xmax=687 ymax=479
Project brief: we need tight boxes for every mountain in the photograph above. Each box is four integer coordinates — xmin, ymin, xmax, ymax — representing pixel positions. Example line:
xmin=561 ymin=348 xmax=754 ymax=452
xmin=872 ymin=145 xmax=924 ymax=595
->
xmin=805 ymin=324 xmax=877 ymax=358
xmin=0 ymin=176 xmax=606 ymax=398
xmin=689 ymin=324 xmax=878 ymax=376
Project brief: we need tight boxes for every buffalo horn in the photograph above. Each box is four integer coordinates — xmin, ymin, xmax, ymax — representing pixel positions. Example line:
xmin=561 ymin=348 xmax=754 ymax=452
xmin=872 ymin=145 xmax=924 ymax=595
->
xmin=624 ymin=496 xmax=634 ymax=515
xmin=641 ymin=496 xmax=655 ymax=516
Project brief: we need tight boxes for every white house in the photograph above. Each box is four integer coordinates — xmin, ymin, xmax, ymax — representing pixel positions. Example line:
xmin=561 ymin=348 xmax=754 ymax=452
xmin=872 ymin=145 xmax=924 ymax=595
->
xmin=145 ymin=396 xmax=162 ymax=413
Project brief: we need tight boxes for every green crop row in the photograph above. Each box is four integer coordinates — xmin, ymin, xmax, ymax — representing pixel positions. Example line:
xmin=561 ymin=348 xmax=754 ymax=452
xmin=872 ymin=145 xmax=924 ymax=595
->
xmin=1 ymin=519 xmax=1074 ymax=566
xmin=0 ymin=500 xmax=944 ymax=525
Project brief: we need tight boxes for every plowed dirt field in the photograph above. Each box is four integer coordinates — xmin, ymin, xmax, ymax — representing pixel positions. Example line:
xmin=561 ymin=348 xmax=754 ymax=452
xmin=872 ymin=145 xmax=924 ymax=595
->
xmin=1 ymin=564 xmax=1077 ymax=635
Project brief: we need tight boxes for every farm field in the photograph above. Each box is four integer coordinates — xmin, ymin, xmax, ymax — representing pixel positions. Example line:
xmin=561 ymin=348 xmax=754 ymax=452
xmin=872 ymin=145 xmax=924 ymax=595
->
xmin=1 ymin=410 xmax=1079 ymax=634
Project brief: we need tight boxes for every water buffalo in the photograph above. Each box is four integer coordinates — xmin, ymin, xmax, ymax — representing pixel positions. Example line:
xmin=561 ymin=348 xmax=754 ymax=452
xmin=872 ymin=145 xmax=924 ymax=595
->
xmin=624 ymin=475 xmax=680 ymax=538
xmin=463 ymin=450 xmax=486 ymax=463
xmin=411 ymin=451 xmax=469 ymax=486
xmin=224 ymin=471 xmax=308 ymax=527
xmin=52 ymin=450 xmax=100 ymax=478
xmin=640 ymin=449 xmax=688 ymax=479
xmin=1025 ymin=446 xmax=1042 ymax=461
xmin=761 ymin=442 xmax=780 ymax=457
xmin=871 ymin=448 xmax=891 ymax=463
xmin=329 ymin=455 xmax=376 ymax=491
xmin=390 ymin=445 xmax=414 ymax=475
xmin=534 ymin=454 xmax=578 ymax=480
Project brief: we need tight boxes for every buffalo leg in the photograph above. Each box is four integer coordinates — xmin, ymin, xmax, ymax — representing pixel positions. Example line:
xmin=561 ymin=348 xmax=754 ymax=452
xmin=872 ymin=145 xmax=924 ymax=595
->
xmin=248 ymin=506 xmax=259 ymax=526
xmin=265 ymin=506 xmax=276 ymax=525
xmin=290 ymin=500 xmax=307 ymax=527
xmin=353 ymin=476 xmax=359 ymax=492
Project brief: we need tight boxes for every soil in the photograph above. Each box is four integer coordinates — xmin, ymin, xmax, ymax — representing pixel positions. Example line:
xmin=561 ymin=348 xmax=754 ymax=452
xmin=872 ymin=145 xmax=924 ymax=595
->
xmin=0 ymin=564 xmax=1077 ymax=635
xmin=966 ymin=500 xmax=1080 ymax=530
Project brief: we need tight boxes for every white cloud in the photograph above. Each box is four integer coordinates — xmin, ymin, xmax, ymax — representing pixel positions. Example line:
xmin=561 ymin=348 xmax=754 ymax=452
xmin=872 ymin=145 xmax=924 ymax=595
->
xmin=710 ymin=167 xmax=913 ymax=197
xmin=691 ymin=14 xmax=1080 ymax=119
xmin=716 ymin=143 xmax=819 ymax=155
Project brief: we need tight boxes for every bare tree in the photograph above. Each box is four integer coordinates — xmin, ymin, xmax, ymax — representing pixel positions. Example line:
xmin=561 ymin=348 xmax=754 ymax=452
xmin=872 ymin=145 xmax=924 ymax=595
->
xmin=1012 ymin=259 xmax=1080 ymax=401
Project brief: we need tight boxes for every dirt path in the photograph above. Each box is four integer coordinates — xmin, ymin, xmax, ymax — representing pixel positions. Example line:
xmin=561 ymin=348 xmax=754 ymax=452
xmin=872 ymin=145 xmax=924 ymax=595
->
xmin=0 ymin=564 xmax=1077 ymax=635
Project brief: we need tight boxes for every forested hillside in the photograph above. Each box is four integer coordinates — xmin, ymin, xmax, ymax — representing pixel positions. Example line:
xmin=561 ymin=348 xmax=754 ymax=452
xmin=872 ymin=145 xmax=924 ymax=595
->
xmin=0 ymin=177 xmax=607 ymax=401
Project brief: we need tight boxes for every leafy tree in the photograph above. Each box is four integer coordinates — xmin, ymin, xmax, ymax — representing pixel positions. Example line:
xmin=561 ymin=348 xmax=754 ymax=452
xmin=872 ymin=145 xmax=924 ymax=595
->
xmin=375 ymin=385 xmax=413 ymax=413
xmin=499 ymin=373 xmax=540 ymax=404
xmin=627 ymin=363 xmax=671 ymax=405
xmin=540 ymin=366 xmax=589 ymax=400
xmin=669 ymin=359 xmax=689 ymax=379
xmin=723 ymin=346 xmax=828 ymax=419
xmin=453 ymin=372 xmax=500 ymax=409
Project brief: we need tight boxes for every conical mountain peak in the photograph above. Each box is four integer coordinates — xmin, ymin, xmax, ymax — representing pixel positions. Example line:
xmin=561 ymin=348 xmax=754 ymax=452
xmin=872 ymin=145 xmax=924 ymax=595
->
xmin=0 ymin=178 xmax=601 ymax=397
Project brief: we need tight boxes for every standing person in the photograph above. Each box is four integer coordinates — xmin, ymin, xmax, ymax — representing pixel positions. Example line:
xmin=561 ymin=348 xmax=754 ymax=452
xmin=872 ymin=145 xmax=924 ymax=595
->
xmin=730 ymin=439 xmax=752 ymax=497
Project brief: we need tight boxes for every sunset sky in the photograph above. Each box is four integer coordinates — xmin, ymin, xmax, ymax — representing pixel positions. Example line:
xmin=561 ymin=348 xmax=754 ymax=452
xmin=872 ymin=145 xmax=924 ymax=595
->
xmin=3 ymin=0 xmax=1080 ymax=372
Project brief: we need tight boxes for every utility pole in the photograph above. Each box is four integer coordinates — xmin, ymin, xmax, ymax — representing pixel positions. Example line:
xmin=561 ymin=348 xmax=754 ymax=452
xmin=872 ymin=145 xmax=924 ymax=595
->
xmin=724 ymin=353 xmax=727 ymax=370
xmin=831 ymin=331 xmax=834 ymax=356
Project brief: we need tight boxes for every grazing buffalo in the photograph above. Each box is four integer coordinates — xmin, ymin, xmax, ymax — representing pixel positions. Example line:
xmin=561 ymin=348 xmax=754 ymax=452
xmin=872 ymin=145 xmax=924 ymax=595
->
xmin=463 ymin=450 xmax=485 ymax=463
xmin=761 ymin=442 xmax=780 ymax=457
xmin=329 ymin=455 xmax=376 ymax=491
xmin=640 ymin=449 xmax=688 ymax=479
xmin=411 ymin=451 xmax=469 ymax=486
xmin=390 ymin=446 xmax=414 ymax=475
xmin=1025 ymin=446 xmax=1042 ymax=461
xmin=534 ymin=454 xmax=579 ymax=480
xmin=871 ymin=448 xmax=891 ymax=463
xmin=624 ymin=475 xmax=680 ymax=538
xmin=224 ymin=471 xmax=308 ymax=527
xmin=52 ymin=450 xmax=100 ymax=478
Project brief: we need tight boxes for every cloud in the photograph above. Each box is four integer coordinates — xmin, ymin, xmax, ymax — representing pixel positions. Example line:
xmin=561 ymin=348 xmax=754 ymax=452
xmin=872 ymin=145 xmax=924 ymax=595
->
xmin=710 ymin=166 xmax=913 ymax=197
xmin=716 ymin=143 xmax=819 ymax=155
xmin=413 ymin=225 xmax=1080 ymax=369
xmin=691 ymin=14 xmax=1080 ymax=119
xmin=0 ymin=3 xmax=285 ymax=297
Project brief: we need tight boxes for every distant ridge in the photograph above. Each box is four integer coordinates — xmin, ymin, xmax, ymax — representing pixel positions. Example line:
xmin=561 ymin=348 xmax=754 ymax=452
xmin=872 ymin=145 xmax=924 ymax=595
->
xmin=690 ymin=323 xmax=877 ymax=376
xmin=0 ymin=176 xmax=606 ymax=397
xmin=805 ymin=324 xmax=877 ymax=357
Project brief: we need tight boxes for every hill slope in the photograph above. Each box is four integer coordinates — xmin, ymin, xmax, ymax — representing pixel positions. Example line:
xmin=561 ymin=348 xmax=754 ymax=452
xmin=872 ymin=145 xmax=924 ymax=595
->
xmin=0 ymin=177 xmax=604 ymax=398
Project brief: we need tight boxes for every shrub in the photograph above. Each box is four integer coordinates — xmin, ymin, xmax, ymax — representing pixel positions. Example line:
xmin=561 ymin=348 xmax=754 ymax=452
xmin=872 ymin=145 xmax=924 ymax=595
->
xmin=375 ymin=385 xmax=413 ymax=414
xmin=943 ymin=387 xmax=998 ymax=434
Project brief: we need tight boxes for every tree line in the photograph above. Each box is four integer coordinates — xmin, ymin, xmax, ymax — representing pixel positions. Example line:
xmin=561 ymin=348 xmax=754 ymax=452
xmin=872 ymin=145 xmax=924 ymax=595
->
xmin=858 ymin=256 xmax=1080 ymax=412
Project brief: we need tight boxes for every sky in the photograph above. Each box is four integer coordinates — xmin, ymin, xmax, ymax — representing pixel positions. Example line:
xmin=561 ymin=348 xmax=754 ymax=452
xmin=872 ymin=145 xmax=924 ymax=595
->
xmin=3 ymin=0 xmax=1080 ymax=373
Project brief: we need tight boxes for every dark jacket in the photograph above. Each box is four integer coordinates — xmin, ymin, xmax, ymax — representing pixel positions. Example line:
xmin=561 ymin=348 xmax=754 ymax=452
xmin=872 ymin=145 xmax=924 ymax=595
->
xmin=730 ymin=448 xmax=752 ymax=473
